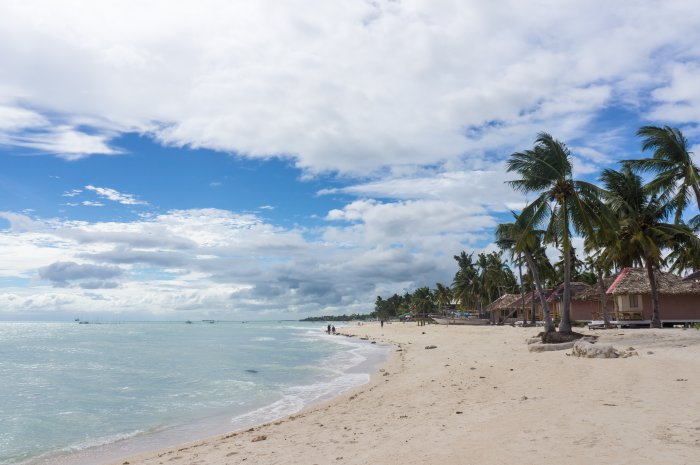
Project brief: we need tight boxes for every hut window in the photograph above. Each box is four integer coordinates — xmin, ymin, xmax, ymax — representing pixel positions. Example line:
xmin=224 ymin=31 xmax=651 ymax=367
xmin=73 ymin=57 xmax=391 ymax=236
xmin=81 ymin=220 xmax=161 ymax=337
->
xmin=629 ymin=295 xmax=639 ymax=308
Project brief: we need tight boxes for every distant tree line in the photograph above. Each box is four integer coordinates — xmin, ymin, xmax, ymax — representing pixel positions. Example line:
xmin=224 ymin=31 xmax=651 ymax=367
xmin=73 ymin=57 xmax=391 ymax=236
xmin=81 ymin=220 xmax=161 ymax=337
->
xmin=374 ymin=251 xmax=518 ymax=320
xmin=300 ymin=314 xmax=373 ymax=322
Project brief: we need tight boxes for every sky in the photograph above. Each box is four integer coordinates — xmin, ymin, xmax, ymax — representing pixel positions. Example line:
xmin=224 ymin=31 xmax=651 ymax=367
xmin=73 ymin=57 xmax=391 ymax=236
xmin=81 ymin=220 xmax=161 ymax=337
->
xmin=1 ymin=0 xmax=699 ymax=321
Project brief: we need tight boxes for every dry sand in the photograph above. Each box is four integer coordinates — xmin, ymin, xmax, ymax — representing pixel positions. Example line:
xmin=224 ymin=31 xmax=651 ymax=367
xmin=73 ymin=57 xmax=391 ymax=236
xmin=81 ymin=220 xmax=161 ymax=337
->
xmin=108 ymin=323 xmax=700 ymax=465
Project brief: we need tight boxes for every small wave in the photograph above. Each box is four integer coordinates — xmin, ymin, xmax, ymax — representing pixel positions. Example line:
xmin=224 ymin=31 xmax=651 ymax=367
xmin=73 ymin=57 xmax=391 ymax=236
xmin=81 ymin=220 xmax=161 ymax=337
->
xmin=253 ymin=336 xmax=276 ymax=342
xmin=230 ymin=395 xmax=305 ymax=427
xmin=229 ymin=372 xmax=368 ymax=429
xmin=70 ymin=431 xmax=143 ymax=452
xmin=20 ymin=428 xmax=163 ymax=465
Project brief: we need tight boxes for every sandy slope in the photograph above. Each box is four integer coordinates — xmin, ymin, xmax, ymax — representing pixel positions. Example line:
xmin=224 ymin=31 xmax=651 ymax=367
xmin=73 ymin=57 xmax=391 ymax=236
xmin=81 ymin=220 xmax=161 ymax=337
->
xmin=108 ymin=323 xmax=700 ymax=465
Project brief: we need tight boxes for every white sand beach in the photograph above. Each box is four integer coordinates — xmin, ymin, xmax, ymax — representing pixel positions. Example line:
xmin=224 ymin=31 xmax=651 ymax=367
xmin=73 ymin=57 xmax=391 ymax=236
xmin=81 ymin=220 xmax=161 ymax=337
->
xmin=108 ymin=323 xmax=700 ymax=465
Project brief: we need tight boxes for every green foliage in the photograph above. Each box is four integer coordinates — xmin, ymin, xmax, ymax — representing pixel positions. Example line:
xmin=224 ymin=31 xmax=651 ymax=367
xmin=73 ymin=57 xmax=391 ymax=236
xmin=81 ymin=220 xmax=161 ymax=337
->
xmin=374 ymin=293 xmax=408 ymax=319
xmin=625 ymin=125 xmax=700 ymax=223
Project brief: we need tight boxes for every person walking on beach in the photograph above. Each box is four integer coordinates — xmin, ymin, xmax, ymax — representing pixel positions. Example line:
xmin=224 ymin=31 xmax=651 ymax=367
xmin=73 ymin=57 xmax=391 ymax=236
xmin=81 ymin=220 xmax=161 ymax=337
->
xmin=381 ymin=320 xmax=384 ymax=328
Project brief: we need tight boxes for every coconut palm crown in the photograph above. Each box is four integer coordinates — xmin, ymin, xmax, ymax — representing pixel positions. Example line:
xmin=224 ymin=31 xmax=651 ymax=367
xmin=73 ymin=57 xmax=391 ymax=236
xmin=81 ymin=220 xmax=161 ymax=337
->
xmin=624 ymin=125 xmax=700 ymax=223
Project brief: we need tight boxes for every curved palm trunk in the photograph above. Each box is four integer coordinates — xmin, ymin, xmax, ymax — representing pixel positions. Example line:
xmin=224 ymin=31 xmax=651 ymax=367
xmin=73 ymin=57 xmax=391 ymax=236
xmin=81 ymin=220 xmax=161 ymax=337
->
xmin=530 ymin=283 xmax=536 ymax=325
xmin=486 ymin=285 xmax=494 ymax=323
xmin=518 ymin=253 xmax=526 ymax=325
xmin=646 ymin=257 xmax=662 ymax=328
xmin=524 ymin=250 xmax=555 ymax=332
xmin=559 ymin=206 xmax=573 ymax=333
xmin=596 ymin=267 xmax=611 ymax=328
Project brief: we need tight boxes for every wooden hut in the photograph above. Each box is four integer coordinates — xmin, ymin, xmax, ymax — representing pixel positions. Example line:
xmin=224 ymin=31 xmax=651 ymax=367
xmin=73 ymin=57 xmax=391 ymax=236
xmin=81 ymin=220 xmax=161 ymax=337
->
xmin=505 ymin=288 xmax=555 ymax=322
xmin=606 ymin=267 xmax=700 ymax=324
xmin=485 ymin=269 xmax=700 ymax=325
xmin=485 ymin=293 xmax=521 ymax=324
xmin=546 ymin=282 xmax=591 ymax=321
xmin=571 ymin=276 xmax=616 ymax=322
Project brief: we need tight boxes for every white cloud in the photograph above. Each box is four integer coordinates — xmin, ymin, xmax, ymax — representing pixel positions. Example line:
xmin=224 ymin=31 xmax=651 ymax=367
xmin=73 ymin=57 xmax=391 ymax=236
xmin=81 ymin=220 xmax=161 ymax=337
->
xmin=81 ymin=201 xmax=104 ymax=207
xmin=0 ymin=96 xmax=122 ymax=158
xmin=7 ymin=126 xmax=122 ymax=159
xmin=648 ymin=62 xmax=700 ymax=123
xmin=0 ymin=1 xmax=698 ymax=172
xmin=84 ymin=185 xmax=148 ymax=205
xmin=0 ymin=204 xmax=493 ymax=319
xmin=0 ymin=104 xmax=48 ymax=131
xmin=323 ymin=199 xmax=494 ymax=258
xmin=321 ymin=164 xmax=523 ymax=212
xmin=63 ymin=189 xmax=83 ymax=197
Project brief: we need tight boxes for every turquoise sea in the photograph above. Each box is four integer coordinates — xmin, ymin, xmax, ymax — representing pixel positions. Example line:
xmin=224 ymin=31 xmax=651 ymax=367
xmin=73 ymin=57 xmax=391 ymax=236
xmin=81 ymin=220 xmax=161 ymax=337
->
xmin=0 ymin=321 xmax=387 ymax=465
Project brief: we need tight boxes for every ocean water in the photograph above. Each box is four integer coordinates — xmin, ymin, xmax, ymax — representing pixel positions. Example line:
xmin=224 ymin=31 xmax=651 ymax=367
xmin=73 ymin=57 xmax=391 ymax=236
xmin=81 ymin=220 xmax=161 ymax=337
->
xmin=0 ymin=321 xmax=387 ymax=465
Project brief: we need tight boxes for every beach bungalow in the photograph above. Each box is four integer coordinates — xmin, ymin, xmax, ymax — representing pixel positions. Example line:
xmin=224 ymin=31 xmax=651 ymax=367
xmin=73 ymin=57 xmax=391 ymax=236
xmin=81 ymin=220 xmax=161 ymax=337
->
xmin=606 ymin=267 xmax=700 ymax=324
xmin=486 ymin=269 xmax=700 ymax=325
xmin=546 ymin=282 xmax=591 ymax=321
xmin=571 ymin=276 xmax=616 ymax=322
xmin=485 ymin=293 xmax=521 ymax=324
xmin=491 ymin=288 xmax=555 ymax=323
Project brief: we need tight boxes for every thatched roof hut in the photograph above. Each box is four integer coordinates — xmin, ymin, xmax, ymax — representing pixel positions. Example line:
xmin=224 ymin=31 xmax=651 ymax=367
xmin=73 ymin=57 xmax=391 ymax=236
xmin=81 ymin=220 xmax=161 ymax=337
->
xmin=547 ymin=281 xmax=591 ymax=302
xmin=484 ymin=293 xmax=521 ymax=313
xmin=510 ymin=289 xmax=554 ymax=307
xmin=572 ymin=276 xmax=617 ymax=301
xmin=607 ymin=268 xmax=700 ymax=295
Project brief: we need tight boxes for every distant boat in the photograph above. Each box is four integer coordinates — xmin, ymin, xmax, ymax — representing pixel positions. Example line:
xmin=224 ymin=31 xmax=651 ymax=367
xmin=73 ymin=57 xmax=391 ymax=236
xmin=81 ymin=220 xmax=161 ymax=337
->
xmin=431 ymin=317 xmax=490 ymax=326
xmin=185 ymin=320 xmax=193 ymax=324
xmin=78 ymin=321 xmax=89 ymax=325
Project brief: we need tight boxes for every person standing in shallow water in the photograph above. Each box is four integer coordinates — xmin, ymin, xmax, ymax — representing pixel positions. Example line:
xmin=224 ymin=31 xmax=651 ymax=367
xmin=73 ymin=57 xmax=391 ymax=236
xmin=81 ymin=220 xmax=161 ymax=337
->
xmin=331 ymin=325 xmax=336 ymax=334
xmin=327 ymin=324 xmax=331 ymax=334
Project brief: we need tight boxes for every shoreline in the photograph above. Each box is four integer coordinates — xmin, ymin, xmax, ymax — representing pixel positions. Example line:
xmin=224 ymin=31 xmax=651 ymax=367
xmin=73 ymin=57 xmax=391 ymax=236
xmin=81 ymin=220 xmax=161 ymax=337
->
xmin=98 ymin=326 xmax=398 ymax=465
xmin=102 ymin=322 xmax=700 ymax=465
xmin=19 ymin=324 xmax=389 ymax=465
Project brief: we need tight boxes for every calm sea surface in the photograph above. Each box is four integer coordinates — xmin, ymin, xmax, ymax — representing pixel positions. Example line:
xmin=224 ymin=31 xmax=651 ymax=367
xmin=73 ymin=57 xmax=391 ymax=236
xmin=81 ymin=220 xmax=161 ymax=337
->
xmin=0 ymin=321 xmax=387 ymax=465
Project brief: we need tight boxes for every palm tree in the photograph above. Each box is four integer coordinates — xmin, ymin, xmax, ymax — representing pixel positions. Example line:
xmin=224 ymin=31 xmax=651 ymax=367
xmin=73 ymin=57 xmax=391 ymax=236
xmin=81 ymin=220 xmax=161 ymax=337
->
xmin=487 ymin=251 xmax=517 ymax=295
xmin=496 ymin=227 xmax=528 ymax=324
xmin=495 ymin=212 xmax=555 ymax=332
xmin=434 ymin=283 xmax=453 ymax=316
xmin=475 ymin=252 xmax=491 ymax=311
xmin=507 ymin=132 xmax=603 ymax=333
xmin=411 ymin=287 xmax=434 ymax=314
xmin=624 ymin=126 xmax=700 ymax=223
xmin=601 ymin=166 xmax=699 ymax=327
xmin=452 ymin=252 xmax=477 ymax=310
